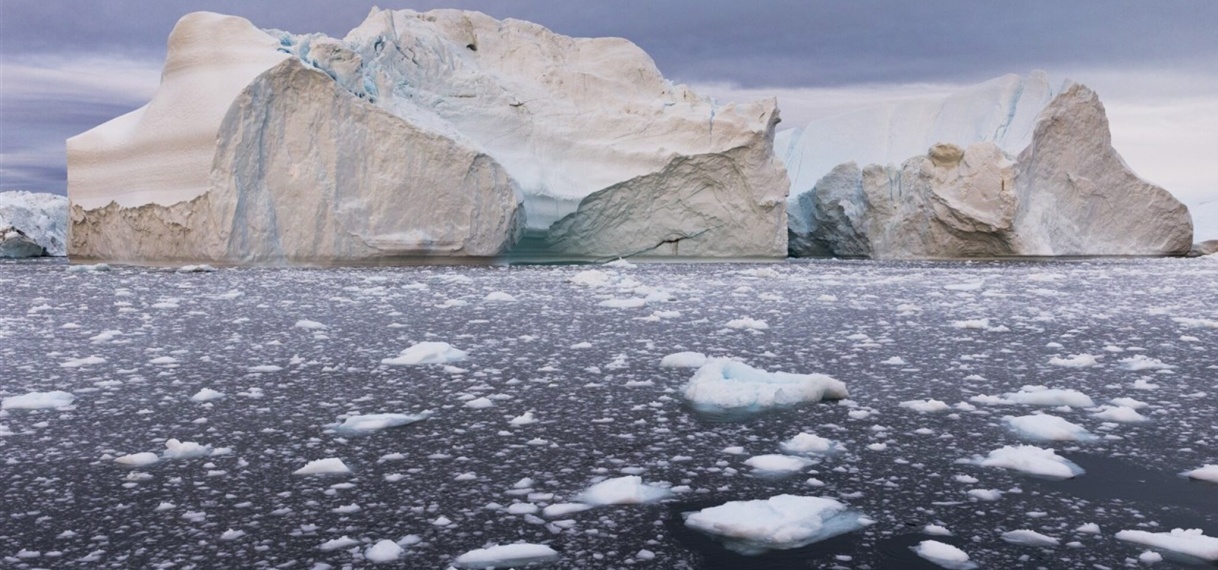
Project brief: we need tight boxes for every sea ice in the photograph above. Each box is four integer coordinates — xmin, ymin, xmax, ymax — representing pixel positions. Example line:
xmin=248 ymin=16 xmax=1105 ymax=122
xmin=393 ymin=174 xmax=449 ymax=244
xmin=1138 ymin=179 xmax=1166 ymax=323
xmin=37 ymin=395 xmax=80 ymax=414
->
xmin=682 ymin=358 xmax=848 ymax=411
xmin=1048 ymin=354 xmax=1099 ymax=368
xmin=900 ymin=399 xmax=951 ymax=413
xmin=684 ymin=494 xmax=868 ymax=555
xmin=1183 ymin=465 xmax=1218 ymax=483
xmin=1004 ymin=414 xmax=1096 ymax=442
xmin=364 ymin=540 xmax=403 ymax=562
xmin=328 ymin=413 xmax=430 ymax=435
xmin=452 ymin=543 xmax=560 ymax=568
xmin=779 ymin=433 xmax=842 ymax=455
xmin=973 ymin=445 xmax=1085 ymax=479
xmin=162 ymin=439 xmax=212 ymax=459
xmin=578 ymin=476 xmax=671 ymax=506
xmin=190 ymin=388 xmax=225 ymax=402
xmin=1001 ymin=529 xmax=1059 ymax=546
xmin=659 ymin=352 xmax=708 ymax=368
xmin=1114 ymin=528 xmax=1218 ymax=561
xmin=293 ymin=458 xmax=351 ymax=475
xmin=914 ymin=540 xmax=977 ymax=569
xmin=724 ymin=317 xmax=769 ymax=330
xmin=115 ymin=452 xmax=160 ymax=467
xmin=1118 ymin=355 xmax=1173 ymax=371
xmin=1004 ymin=386 xmax=1095 ymax=408
xmin=1090 ymin=406 xmax=1148 ymax=423
xmin=382 ymin=342 xmax=468 ymax=365
xmin=745 ymin=454 xmax=814 ymax=474
xmin=2 ymin=391 xmax=75 ymax=410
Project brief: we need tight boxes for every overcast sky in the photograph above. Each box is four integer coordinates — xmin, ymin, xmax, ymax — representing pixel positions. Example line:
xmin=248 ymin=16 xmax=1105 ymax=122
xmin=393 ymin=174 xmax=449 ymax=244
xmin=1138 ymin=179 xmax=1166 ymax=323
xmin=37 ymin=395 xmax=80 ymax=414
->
xmin=2 ymin=1 xmax=1216 ymax=213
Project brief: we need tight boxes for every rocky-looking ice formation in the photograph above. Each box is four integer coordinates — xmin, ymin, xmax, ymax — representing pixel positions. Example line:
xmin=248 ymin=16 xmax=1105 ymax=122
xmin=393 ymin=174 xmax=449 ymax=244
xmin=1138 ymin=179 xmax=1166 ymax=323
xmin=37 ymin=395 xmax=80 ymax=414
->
xmin=68 ymin=9 xmax=787 ymax=264
xmin=1 ymin=191 xmax=68 ymax=258
xmin=782 ymin=75 xmax=1193 ymax=258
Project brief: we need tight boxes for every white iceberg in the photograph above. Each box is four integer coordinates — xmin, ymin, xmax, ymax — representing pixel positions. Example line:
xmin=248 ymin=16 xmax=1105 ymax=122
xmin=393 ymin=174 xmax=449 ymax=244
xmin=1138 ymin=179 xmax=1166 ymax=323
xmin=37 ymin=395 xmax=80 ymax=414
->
xmin=973 ymin=445 xmax=1084 ymax=479
xmin=364 ymin=540 xmax=403 ymax=563
xmin=913 ymin=540 xmax=977 ymax=569
xmin=1004 ymin=414 xmax=1096 ymax=442
xmin=659 ymin=352 xmax=708 ymax=369
xmin=1183 ymin=465 xmax=1218 ymax=484
xmin=382 ymin=342 xmax=468 ymax=365
xmin=682 ymin=358 xmax=848 ymax=411
xmin=1115 ymin=528 xmax=1218 ymax=562
xmin=1004 ymin=386 xmax=1095 ymax=408
xmin=578 ymin=476 xmax=671 ymax=506
xmin=683 ymin=494 xmax=868 ymax=555
xmin=115 ymin=452 xmax=160 ymax=467
xmin=162 ymin=439 xmax=212 ymax=460
xmin=0 ymin=191 xmax=67 ymax=257
xmin=1001 ymin=529 xmax=1059 ymax=547
xmin=293 ymin=458 xmax=351 ymax=476
xmin=744 ymin=454 xmax=813 ymax=474
xmin=2 ymin=390 xmax=75 ymax=410
xmin=779 ymin=433 xmax=842 ymax=456
xmin=327 ymin=412 xmax=430 ymax=435
xmin=452 ymin=543 xmax=560 ymax=569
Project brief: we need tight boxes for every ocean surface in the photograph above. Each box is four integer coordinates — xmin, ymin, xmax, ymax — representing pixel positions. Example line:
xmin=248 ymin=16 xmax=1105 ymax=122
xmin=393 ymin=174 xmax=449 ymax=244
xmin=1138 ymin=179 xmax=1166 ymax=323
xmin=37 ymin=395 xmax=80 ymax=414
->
xmin=1 ymin=257 xmax=1215 ymax=569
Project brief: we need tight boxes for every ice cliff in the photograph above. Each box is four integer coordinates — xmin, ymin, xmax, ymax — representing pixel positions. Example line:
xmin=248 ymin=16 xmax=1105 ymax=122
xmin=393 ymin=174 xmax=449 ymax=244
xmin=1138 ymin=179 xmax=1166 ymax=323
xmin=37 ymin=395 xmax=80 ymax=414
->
xmin=68 ymin=9 xmax=787 ymax=264
xmin=782 ymin=74 xmax=1193 ymax=258
xmin=0 ymin=191 xmax=68 ymax=258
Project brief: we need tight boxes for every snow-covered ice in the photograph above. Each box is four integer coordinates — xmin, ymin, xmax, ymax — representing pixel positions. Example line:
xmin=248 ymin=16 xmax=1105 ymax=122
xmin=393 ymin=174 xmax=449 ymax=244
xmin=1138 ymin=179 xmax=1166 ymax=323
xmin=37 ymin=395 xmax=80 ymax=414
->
xmin=293 ymin=458 xmax=351 ymax=476
xmin=327 ymin=412 xmax=430 ymax=435
xmin=381 ymin=342 xmax=468 ymax=365
xmin=682 ymin=358 xmax=847 ymax=411
xmin=1114 ymin=528 xmax=1218 ymax=562
xmin=452 ymin=543 xmax=560 ymax=568
xmin=1004 ymin=414 xmax=1096 ymax=442
xmin=2 ymin=390 xmax=75 ymax=410
xmin=973 ymin=445 xmax=1085 ymax=479
xmin=914 ymin=540 xmax=977 ymax=569
xmin=577 ymin=476 xmax=672 ymax=506
xmin=684 ymin=495 xmax=868 ymax=555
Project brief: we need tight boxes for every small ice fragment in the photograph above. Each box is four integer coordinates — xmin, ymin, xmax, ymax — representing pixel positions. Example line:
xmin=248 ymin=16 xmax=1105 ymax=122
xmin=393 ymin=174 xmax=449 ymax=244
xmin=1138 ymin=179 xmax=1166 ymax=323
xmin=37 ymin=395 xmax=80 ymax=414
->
xmin=683 ymin=494 xmax=868 ymax=555
xmin=115 ymin=452 xmax=159 ymax=467
xmin=1183 ymin=465 xmax=1218 ymax=483
xmin=1001 ymin=529 xmax=1059 ymax=547
xmin=294 ymin=458 xmax=351 ymax=476
xmin=578 ymin=476 xmax=671 ymax=505
xmin=1114 ymin=528 xmax=1218 ymax=561
xmin=365 ymin=540 xmax=403 ymax=562
xmin=683 ymin=358 xmax=847 ymax=411
xmin=973 ymin=445 xmax=1084 ymax=479
xmin=899 ymin=399 xmax=950 ymax=413
xmin=1005 ymin=414 xmax=1096 ymax=442
xmin=382 ymin=342 xmax=468 ymax=365
xmin=660 ymin=352 xmax=708 ymax=368
xmin=2 ymin=391 xmax=75 ymax=410
xmin=913 ymin=540 xmax=976 ymax=569
xmin=745 ymin=454 xmax=813 ymax=473
xmin=452 ymin=544 xmax=560 ymax=568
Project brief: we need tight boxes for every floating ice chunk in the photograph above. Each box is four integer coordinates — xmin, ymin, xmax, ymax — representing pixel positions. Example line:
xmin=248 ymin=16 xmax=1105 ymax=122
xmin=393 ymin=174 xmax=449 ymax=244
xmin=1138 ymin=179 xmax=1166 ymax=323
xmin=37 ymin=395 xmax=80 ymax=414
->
xmin=483 ymin=291 xmax=516 ymax=302
xmin=453 ymin=544 xmax=560 ymax=568
xmin=881 ymin=356 xmax=906 ymax=365
xmin=1110 ymin=397 xmax=1148 ymax=409
xmin=508 ymin=411 xmax=538 ymax=426
xmin=2 ymin=390 xmax=75 ymax=410
xmin=1076 ymin=523 xmax=1101 ymax=534
xmin=1090 ymin=406 xmax=1148 ymax=423
xmin=598 ymin=297 xmax=646 ymax=308
xmin=465 ymin=397 xmax=494 ymax=409
xmin=1005 ymin=414 xmax=1096 ymax=442
xmin=900 ymin=399 xmax=951 ymax=413
xmin=162 ymin=439 xmax=211 ymax=459
xmin=219 ymin=529 xmax=245 ymax=541
xmin=967 ymin=489 xmax=1003 ymax=501
xmin=149 ymin=356 xmax=178 ymax=365
xmin=1001 ymin=529 xmax=1059 ymax=547
xmin=1004 ymin=386 xmax=1095 ymax=408
xmin=568 ymin=270 xmax=613 ymax=287
xmin=578 ymin=475 xmax=671 ymax=505
xmin=924 ymin=525 xmax=953 ymax=536
xmin=294 ymin=319 xmax=326 ymax=330
xmin=382 ymin=342 xmax=468 ymax=365
xmin=542 ymin=503 xmax=592 ymax=517
xmin=660 ymin=352 xmax=708 ymax=368
xmin=248 ymin=365 xmax=282 ymax=372
xmin=60 ymin=356 xmax=106 ymax=368
xmin=115 ymin=452 xmax=159 ymax=467
xmin=683 ymin=358 xmax=848 ymax=411
xmin=328 ymin=413 xmax=430 ymax=435
xmin=745 ymin=454 xmax=813 ymax=474
xmin=1114 ymin=528 xmax=1218 ymax=561
xmin=725 ymin=317 xmax=769 ymax=330
xmin=294 ymin=458 xmax=351 ymax=475
xmin=973 ymin=445 xmax=1084 ymax=479
xmin=1183 ymin=465 xmax=1218 ymax=483
xmin=1048 ymin=354 xmax=1099 ymax=368
xmin=1118 ymin=355 xmax=1173 ymax=371
xmin=365 ymin=540 xmax=403 ymax=562
xmin=319 ymin=536 xmax=360 ymax=551
xmin=779 ymin=433 xmax=842 ymax=455
xmin=913 ymin=540 xmax=977 ymax=569
xmin=683 ymin=494 xmax=868 ymax=555
xmin=190 ymin=388 xmax=225 ymax=402
xmin=951 ymin=319 xmax=990 ymax=330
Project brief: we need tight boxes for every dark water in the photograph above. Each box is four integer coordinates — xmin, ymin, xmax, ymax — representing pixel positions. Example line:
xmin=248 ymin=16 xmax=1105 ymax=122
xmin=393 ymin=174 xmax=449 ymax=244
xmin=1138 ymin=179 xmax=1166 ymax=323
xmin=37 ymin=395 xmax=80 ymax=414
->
xmin=0 ymin=257 xmax=1215 ymax=569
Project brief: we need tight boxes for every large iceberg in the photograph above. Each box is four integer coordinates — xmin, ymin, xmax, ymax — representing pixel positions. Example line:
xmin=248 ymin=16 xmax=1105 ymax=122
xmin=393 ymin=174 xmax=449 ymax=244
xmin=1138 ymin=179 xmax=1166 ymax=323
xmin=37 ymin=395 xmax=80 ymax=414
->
xmin=781 ymin=73 xmax=1193 ymax=258
xmin=0 ymin=191 xmax=67 ymax=258
xmin=67 ymin=9 xmax=787 ymax=264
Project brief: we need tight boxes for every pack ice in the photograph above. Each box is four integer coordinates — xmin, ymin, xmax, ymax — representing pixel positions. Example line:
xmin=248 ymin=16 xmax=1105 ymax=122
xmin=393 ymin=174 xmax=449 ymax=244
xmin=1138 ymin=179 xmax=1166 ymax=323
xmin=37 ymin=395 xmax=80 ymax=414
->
xmin=67 ymin=9 xmax=787 ymax=264
xmin=780 ymin=72 xmax=1193 ymax=258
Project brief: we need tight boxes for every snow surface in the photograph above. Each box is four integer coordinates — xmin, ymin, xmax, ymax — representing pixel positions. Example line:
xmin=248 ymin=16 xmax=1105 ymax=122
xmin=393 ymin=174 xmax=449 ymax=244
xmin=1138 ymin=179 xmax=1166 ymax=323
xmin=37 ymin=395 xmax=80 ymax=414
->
xmin=684 ymin=494 xmax=868 ymax=555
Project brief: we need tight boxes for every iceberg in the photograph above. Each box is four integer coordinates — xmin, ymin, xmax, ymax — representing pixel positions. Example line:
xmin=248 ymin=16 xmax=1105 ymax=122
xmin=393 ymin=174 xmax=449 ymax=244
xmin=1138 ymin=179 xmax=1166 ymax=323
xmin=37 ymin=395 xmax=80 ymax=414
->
xmin=381 ymin=342 xmax=468 ymax=366
xmin=972 ymin=445 xmax=1084 ymax=479
xmin=1 ymin=390 xmax=75 ymax=410
xmin=452 ymin=543 xmax=560 ymax=569
xmin=68 ymin=9 xmax=787 ymax=264
xmin=327 ymin=412 xmax=430 ymax=435
xmin=782 ymin=73 xmax=1193 ymax=258
xmin=1115 ymin=528 xmax=1218 ymax=562
xmin=0 ymin=191 xmax=67 ymax=258
xmin=682 ymin=358 xmax=848 ymax=411
xmin=683 ymin=494 xmax=868 ymax=555
xmin=1004 ymin=414 xmax=1096 ymax=442
xmin=913 ymin=540 xmax=977 ymax=569
xmin=577 ymin=476 xmax=672 ymax=506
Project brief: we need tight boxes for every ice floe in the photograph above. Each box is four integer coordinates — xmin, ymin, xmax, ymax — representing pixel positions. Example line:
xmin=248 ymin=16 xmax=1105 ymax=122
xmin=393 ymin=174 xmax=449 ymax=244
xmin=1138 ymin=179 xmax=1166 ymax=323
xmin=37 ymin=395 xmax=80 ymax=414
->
xmin=683 ymin=494 xmax=868 ymax=555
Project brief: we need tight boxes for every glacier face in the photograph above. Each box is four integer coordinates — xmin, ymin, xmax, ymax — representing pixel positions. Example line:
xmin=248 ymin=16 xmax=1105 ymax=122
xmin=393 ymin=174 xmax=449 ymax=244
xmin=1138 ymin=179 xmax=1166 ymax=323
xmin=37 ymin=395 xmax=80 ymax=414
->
xmin=0 ymin=191 xmax=68 ymax=257
xmin=68 ymin=9 xmax=787 ymax=264
xmin=784 ymin=75 xmax=1193 ymax=258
